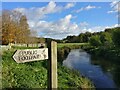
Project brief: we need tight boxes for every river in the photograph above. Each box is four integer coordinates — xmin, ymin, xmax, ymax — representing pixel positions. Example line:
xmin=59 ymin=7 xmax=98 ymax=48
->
xmin=63 ymin=49 xmax=120 ymax=89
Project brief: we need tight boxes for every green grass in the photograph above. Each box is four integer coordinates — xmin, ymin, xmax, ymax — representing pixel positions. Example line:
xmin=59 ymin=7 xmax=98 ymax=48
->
xmin=2 ymin=50 xmax=48 ymax=88
xmin=57 ymin=43 xmax=89 ymax=49
xmin=2 ymin=47 xmax=95 ymax=89
xmin=12 ymin=43 xmax=88 ymax=49
xmin=11 ymin=46 xmax=39 ymax=49
xmin=58 ymin=43 xmax=88 ymax=48
xmin=58 ymin=64 xmax=95 ymax=89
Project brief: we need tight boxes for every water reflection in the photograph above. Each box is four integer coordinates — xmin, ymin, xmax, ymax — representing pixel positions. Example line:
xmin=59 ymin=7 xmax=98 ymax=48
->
xmin=91 ymin=56 xmax=120 ymax=88
xmin=63 ymin=49 xmax=119 ymax=88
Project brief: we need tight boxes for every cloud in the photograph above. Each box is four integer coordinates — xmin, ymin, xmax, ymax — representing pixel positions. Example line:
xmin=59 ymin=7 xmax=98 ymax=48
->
xmin=14 ymin=1 xmax=60 ymax=21
xmin=79 ymin=22 xmax=89 ymax=27
xmin=65 ymin=3 xmax=75 ymax=9
xmin=107 ymin=10 xmax=116 ymax=14
xmin=87 ymin=26 xmax=105 ymax=33
xmin=110 ymin=1 xmax=118 ymax=7
xmin=105 ymin=24 xmax=119 ymax=28
xmin=85 ymin=5 xmax=96 ymax=10
xmin=14 ymin=8 xmax=26 ymax=13
xmin=28 ymin=14 xmax=91 ymax=39
xmin=82 ymin=24 xmax=119 ymax=33
xmin=74 ymin=5 xmax=100 ymax=13
xmin=107 ymin=1 xmax=120 ymax=14
xmin=13 ymin=1 xmax=75 ymax=22
xmin=28 ymin=14 xmax=82 ymax=39
xmin=12 ymin=2 xmax=118 ymax=39
xmin=28 ymin=13 xmax=118 ymax=39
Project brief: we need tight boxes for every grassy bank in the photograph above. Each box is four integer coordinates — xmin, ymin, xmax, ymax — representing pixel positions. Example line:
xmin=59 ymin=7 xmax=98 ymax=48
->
xmin=81 ymin=44 xmax=120 ymax=62
xmin=2 ymin=47 xmax=95 ymax=89
xmin=58 ymin=43 xmax=88 ymax=49
xmin=57 ymin=43 xmax=90 ymax=63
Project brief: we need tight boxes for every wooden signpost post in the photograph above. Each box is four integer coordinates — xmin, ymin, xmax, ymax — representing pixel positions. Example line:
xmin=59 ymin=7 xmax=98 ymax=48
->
xmin=48 ymin=41 xmax=57 ymax=90
xmin=13 ymin=41 xmax=57 ymax=89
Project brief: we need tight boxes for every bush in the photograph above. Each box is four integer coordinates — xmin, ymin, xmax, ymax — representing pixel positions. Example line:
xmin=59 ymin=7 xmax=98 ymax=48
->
xmin=89 ymin=35 xmax=101 ymax=47
xmin=112 ymin=28 xmax=120 ymax=47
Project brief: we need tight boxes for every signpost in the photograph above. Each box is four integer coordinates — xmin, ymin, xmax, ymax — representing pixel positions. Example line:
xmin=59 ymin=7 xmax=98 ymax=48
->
xmin=12 ymin=41 xmax=57 ymax=89
xmin=48 ymin=41 xmax=57 ymax=89
xmin=13 ymin=48 xmax=48 ymax=63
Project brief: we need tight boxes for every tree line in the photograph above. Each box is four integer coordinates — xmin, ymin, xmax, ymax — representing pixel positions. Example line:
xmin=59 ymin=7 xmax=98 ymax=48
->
xmin=62 ymin=27 xmax=120 ymax=47
xmin=1 ymin=10 xmax=45 ymax=45
xmin=1 ymin=9 xmax=120 ymax=47
xmin=63 ymin=32 xmax=92 ymax=43
xmin=89 ymin=27 xmax=120 ymax=48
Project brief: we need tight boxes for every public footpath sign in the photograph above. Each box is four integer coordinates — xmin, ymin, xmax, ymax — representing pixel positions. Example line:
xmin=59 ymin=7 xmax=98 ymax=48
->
xmin=13 ymin=48 xmax=48 ymax=63
xmin=12 ymin=41 xmax=57 ymax=89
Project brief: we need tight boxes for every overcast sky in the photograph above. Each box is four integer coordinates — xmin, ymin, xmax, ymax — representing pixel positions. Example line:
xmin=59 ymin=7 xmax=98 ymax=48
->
xmin=2 ymin=1 xmax=119 ymax=39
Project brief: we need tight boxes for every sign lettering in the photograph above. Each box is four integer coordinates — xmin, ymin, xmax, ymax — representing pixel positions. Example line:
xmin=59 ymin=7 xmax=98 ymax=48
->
xmin=13 ymin=48 xmax=48 ymax=63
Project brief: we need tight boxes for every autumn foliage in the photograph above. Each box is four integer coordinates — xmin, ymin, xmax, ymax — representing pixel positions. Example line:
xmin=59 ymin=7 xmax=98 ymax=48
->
xmin=2 ymin=10 xmax=35 ymax=45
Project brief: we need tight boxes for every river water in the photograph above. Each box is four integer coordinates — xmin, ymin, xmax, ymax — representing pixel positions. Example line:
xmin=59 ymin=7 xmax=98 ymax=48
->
xmin=63 ymin=49 xmax=120 ymax=89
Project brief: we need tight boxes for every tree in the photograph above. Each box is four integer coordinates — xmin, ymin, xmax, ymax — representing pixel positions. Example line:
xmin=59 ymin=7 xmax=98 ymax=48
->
xmin=28 ymin=30 xmax=38 ymax=44
xmin=19 ymin=15 xmax=30 ymax=44
xmin=78 ymin=32 xmax=92 ymax=43
xmin=0 ymin=16 xmax=2 ymax=44
xmin=112 ymin=27 xmax=120 ymax=47
xmin=37 ymin=38 xmax=45 ymax=43
xmin=2 ymin=10 xmax=31 ymax=44
xmin=100 ymin=32 xmax=113 ymax=46
xmin=2 ymin=10 xmax=15 ymax=44
xmin=78 ymin=33 xmax=84 ymax=43
xmin=89 ymin=35 xmax=102 ymax=47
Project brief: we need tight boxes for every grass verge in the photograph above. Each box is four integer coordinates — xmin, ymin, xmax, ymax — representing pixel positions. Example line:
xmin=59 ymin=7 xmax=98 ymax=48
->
xmin=2 ymin=47 xmax=95 ymax=89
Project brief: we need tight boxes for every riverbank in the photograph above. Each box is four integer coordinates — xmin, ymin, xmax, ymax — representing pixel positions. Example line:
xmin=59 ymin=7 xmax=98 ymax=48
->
xmin=81 ymin=45 xmax=120 ymax=62
xmin=57 ymin=43 xmax=88 ymax=63
xmin=63 ymin=49 xmax=118 ymax=88
xmin=58 ymin=43 xmax=120 ymax=88
xmin=2 ymin=46 xmax=95 ymax=89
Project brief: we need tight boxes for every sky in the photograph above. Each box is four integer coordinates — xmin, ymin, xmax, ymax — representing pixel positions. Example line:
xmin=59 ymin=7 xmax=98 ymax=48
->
xmin=2 ymin=1 xmax=120 ymax=39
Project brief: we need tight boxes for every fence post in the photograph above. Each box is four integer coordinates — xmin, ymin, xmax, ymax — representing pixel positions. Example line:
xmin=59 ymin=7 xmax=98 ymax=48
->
xmin=48 ymin=41 xmax=57 ymax=90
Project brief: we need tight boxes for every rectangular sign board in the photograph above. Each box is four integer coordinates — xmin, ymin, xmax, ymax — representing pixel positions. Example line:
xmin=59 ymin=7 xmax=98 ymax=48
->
xmin=13 ymin=48 xmax=48 ymax=63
